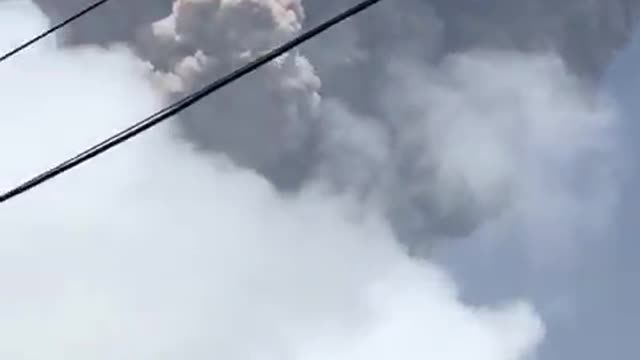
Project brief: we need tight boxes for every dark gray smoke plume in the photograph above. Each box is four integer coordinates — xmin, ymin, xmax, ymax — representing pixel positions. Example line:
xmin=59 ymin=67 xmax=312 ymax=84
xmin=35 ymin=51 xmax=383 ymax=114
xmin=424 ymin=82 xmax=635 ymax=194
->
xmin=25 ymin=0 xmax=637 ymax=251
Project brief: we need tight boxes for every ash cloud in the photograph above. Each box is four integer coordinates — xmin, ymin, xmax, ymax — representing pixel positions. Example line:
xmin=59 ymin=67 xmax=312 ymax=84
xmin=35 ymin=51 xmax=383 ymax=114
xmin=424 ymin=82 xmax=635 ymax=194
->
xmin=20 ymin=0 xmax=628 ymax=252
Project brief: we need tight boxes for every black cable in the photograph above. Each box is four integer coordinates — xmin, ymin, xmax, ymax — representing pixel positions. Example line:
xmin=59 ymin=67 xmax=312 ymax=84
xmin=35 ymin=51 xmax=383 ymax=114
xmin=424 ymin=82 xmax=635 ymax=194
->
xmin=0 ymin=0 xmax=110 ymax=64
xmin=0 ymin=0 xmax=383 ymax=204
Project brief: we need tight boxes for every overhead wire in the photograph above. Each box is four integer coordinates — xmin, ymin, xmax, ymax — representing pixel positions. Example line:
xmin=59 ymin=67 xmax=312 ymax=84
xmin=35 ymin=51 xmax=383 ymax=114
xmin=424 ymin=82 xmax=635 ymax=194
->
xmin=0 ymin=0 xmax=111 ymax=64
xmin=0 ymin=0 xmax=384 ymax=204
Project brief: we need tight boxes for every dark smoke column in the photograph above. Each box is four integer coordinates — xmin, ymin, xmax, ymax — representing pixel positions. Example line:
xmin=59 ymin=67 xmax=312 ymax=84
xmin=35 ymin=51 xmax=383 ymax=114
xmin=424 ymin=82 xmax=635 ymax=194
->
xmin=27 ymin=0 xmax=640 ymax=250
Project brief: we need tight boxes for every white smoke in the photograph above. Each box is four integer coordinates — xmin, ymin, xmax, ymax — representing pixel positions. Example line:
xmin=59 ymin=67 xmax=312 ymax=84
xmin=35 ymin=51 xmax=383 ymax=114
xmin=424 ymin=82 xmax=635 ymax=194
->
xmin=135 ymin=0 xmax=320 ymax=173
xmin=0 ymin=1 xmax=544 ymax=360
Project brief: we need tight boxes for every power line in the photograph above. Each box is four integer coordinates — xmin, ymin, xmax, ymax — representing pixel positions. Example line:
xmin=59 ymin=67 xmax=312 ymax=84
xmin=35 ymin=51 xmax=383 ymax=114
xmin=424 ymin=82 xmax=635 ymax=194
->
xmin=0 ymin=0 xmax=110 ymax=64
xmin=0 ymin=0 xmax=383 ymax=204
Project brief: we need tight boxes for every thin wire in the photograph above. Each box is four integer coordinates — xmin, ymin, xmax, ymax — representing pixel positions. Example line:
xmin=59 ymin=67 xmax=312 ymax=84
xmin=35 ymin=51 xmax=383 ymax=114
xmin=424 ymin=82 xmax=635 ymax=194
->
xmin=0 ymin=0 xmax=383 ymax=204
xmin=0 ymin=0 xmax=111 ymax=64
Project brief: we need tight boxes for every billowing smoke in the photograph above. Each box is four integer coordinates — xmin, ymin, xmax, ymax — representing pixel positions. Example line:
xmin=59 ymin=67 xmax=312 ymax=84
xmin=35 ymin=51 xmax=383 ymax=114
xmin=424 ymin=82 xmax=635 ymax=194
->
xmin=20 ymin=0 xmax=626 ymax=251
xmin=135 ymin=0 xmax=321 ymax=180
xmin=0 ymin=2 xmax=547 ymax=359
